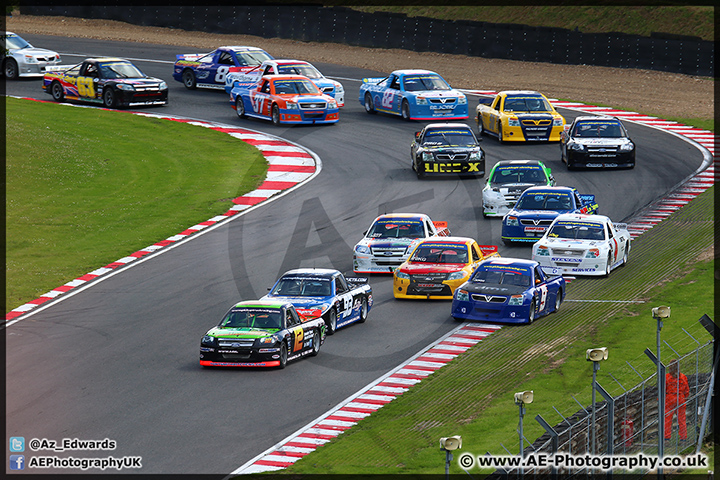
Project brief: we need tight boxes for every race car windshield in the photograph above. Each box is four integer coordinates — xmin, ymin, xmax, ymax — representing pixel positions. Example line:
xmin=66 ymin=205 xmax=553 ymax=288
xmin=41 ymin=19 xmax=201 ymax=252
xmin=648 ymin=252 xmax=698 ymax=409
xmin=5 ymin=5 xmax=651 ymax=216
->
xmin=277 ymin=64 xmax=322 ymax=79
xmin=472 ymin=269 xmax=531 ymax=287
xmin=503 ymin=96 xmax=552 ymax=112
xmin=572 ymin=121 xmax=624 ymax=138
xmin=516 ymin=193 xmax=573 ymax=210
xmin=423 ymin=129 xmax=476 ymax=146
xmin=271 ymin=278 xmax=332 ymax=297
xmin=403 ymin=75 xmax=451 ymax=92
xmin=548 ymin=224 xmax=605 ymax=240
xmin=368 ymin=220 xmax=424 ymax=239
xmin=236 ymin=51 xmax=273 ymax=66
xmin=220 ymin=308 xmax=282 ymax=329
xmin=99 ymin=62 xmax=145 ymax=79
xmin=4 ymin=34 xmax=31 ymax=50
xmin=410 ymin=246 xmax=468 ymax=264
xmin=273 ymin=79 xmax=320 ymax=94
xmin=491 ymin=166 xmax=546 ymax=185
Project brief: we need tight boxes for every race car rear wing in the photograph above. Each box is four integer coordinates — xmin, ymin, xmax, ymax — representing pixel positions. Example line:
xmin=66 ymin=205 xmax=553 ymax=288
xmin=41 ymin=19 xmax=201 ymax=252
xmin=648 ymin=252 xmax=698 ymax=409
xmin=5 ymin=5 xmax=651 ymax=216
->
xmin=479 ymin=245 xmax=500 ymax=258
xmin=540 ymin=266 xmax=563 ymax=278
xmin=175 ymin=53 xmax=208 ymax=61
xmin=362 ymin=77 xmax=385 ymax=84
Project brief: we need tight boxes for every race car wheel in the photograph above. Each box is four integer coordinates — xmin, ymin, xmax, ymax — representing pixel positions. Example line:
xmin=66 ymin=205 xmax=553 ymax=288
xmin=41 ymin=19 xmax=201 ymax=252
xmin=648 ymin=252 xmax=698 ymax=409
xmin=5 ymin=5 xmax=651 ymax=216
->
xmin=621 ymin=243 xmax=630 ymax=266
xmin=364 ymin=93 xmax=376 ymax=114
xmin=278 ymin=342 xmax=288 ymax=369
xmin=477 ymin=115 xmax=485 ymax=136
xmin=401 ymin=100 xmax=411 ymax=121
xmin=414 ymin=160 xmax=425 ymax=178
xmin=358 ymin=296 xmax=368 ymax=323
xmin=603 ymin=253 xmax=612 ymax=277
xmin=553 ymin=289 xmax=563 ymax=313
xmin=50 ymin=81 xmax=65 ymax=102
xmin=103 ymin=89 xmax=116 ymax=109
xmin=497 ymin=121 xmax=504 ymax=143
xmin=182 ymin=69 xmax=197 ymax=89
xmin=235 ymin=96 xmax=246 ymax=118
xmin=325 ymin=308 xmax=337 ymax=335
xmin=271 ymin=104 xmax=281 ymax=126
xmin=4 ymin=59 xmax=19 ymax=80
xmin=309 ymin=330 xmax=321 ymax=356
xmin=528 ymin=300 xmax=536 ymax=324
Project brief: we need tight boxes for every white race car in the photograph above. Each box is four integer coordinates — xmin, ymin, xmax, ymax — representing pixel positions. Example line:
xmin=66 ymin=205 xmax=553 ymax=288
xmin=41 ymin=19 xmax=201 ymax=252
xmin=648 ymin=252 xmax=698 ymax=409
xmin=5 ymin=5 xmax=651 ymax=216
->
xmin=482 ymin=159 xmax=555 ymax=217
xmin=353 ymin=213 xmax=450 ymax=274
xmin=532 ymin=213 xmax=631 ymax=276
xmin=2 ymin=31 xmax=61 ymax=79
xmin=224 ymin=59 xmax=344 ymax=106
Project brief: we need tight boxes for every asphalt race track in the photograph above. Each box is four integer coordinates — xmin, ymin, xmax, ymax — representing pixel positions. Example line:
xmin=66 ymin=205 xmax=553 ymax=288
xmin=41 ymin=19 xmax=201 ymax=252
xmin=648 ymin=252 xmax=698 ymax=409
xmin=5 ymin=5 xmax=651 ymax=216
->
xmin=5 ymin=35 xmax=706 ymax=475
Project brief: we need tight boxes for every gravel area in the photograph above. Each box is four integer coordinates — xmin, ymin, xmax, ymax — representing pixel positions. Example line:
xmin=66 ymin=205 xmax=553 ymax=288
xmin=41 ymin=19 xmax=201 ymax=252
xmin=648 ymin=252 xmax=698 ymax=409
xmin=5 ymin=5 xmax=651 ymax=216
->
xmin=6 ymin=14 xmax=714 ymax=121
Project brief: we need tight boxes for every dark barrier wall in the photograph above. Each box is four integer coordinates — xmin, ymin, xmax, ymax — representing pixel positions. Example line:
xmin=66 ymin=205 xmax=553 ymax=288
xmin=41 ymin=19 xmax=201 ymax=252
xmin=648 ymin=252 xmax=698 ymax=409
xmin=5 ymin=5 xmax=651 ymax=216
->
xmin=19 ymin=5 xmax=715 ymax=77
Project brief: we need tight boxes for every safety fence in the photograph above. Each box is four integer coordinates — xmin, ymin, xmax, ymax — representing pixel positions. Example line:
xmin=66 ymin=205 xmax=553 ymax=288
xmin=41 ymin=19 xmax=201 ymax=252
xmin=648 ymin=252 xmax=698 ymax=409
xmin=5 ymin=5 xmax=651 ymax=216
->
xmin=487 ymin=318 xmax=716 ymax=478
xmin=19 ymin=5 xmax=715 ymax=77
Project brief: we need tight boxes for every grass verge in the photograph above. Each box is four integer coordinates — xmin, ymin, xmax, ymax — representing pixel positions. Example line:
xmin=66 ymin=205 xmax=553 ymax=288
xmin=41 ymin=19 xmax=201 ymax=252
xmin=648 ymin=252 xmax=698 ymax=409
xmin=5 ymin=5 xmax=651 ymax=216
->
xmin=5 ymin=97 xmax=268 ymax=311
xmin=283 ymin=185 xmax=715 ymax=474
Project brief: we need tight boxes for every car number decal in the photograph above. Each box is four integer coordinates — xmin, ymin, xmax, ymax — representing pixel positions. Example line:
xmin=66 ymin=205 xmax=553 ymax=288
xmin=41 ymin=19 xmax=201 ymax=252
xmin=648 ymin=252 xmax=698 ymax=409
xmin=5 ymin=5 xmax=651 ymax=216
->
xmin=77 ymin=76 xmax=95 ymax=98
xmin=381 ymin=90 xmax=395 ymax=109
xmin=538 ymin=284 xmax=548 ymax=311
xmin=292 ymin=326 xmax=304 ymax=352
xmin=214 ymin=65 xmax=230 ymax=84
xmin=251 ymin=93 xmax=267 ymax=114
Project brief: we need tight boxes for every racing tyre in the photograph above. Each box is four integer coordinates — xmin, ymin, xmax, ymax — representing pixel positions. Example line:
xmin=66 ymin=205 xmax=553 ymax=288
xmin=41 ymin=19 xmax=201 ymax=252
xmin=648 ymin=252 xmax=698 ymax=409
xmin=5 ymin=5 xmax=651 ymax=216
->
xmin=527 ymin=300 xmax=536 ymax=324
xmin=50 ymin=81 xmax=65 ymax=102
xmin=325 ymin=308 xmax=338 ymax=335
xmin=271 ymin=104 xmax=281 ymax=126
xmin=603 ymin=253 xmax=612 ymax=277
xmin=364 ymin=93 xmax=376 ymax=114
xmin=278 ymin=342 xmax=288 ymax=369
xmin=553 ymin=289 xmax=563 ymax=313
xmin=621 ymin=243 xmax=629 ymax=266
xmin=235 ymin=96 xmax=246 ymax=118
xmin=401 ymin=100 xmax=411 ymax=121
xmin=477 ymin=115 xmax=485 ymax=136
xmin=4 ymin=59 xmax=19 ymax=80
xmin=415 ymin=160 xmax=425 ymax=178
xmin=182 ymin=69 xmax=197 ymax=89
xmin=103 ymin=89 xmax=116 ymax=109
xmin=497 ymin=122 xmax=504 ymax=143
xmin=310 ymin=330 xmax=321 ymax=357
xmin=358 ymin=296 xmax=368 ymax=323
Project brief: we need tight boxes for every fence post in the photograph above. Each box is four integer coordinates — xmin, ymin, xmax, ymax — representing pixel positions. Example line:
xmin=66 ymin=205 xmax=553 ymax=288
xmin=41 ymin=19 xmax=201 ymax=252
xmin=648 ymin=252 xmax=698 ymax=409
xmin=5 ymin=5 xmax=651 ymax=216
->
xmin=536 ymin=414 xmax=558 ymax=480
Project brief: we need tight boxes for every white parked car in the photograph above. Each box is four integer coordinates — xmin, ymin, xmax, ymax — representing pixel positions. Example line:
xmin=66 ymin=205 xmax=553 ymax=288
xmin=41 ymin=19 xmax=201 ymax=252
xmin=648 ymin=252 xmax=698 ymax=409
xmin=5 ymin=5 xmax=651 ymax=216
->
xmin=353 ymin=213 xmax=450 ymax=274
xmin=532 ymin=213 xmax=631 ymax=276
xmin=3 ymin=31 xmax=61 ymax=79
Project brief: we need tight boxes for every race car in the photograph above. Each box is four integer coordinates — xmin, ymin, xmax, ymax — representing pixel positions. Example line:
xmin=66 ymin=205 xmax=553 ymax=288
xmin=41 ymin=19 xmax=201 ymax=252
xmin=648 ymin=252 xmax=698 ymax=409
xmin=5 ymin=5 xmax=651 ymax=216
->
xmin=482 ymin=160 xmax=555 ymax=218
xmin=476 ymin=90 xmax=565 ymax=142
xmin=230 ymin=74 xmax=339 ymax=125
xmin=410 ymin=123 xmax=485 ymax=178
xmin=353 ymin=213 xmax=451 ymax=274
xmin=199 ymin=300 xmax=325 ymax=368
xmin=173 ymin=46 xmax=273 ymax=90
xmin=43 ymin=57 xmax=168 ymax=108
xmin=501 ymin=186 xmax=598 ymax=244
xmin=561 ymin=115 xmax=636 ymax=169
xmin=359 ymin=69 xmax=469 ymax=121
xmin=262 ymin=268 xmax=372 ymax=335
xmin=224 ymin=59 xmax=344 ymax=106
xmin=451 ymin=258 xmax=565 ymax=324
xmin=393 ymin=237 xmax=500 ymax=300
xmin=3 ymin=31 xmax=61 ymax=79
xmin=532 ymin=213 xmax=631 ymax=277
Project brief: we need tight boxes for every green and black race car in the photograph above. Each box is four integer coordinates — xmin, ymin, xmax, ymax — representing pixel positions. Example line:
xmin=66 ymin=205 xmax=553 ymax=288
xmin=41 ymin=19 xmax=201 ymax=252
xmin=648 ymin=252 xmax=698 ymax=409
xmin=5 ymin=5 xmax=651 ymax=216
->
xmin=199 ymin=300 xmax=325 ymax=368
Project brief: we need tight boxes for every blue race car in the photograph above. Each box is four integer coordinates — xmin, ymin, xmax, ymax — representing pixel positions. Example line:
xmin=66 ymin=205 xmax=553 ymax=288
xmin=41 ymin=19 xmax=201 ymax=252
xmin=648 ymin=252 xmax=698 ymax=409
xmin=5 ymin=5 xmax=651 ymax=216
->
xmin=262 ymin=268 xmax=372 ymax=335
xmin=359 ymin=69 xmax=469 ymax=121
xmin=173 ymin=46 xmax=273 ymax=90
xmin=501 ymin=186 xmax=598 ymax=244
xmin=451 ymin=258 xmax=565 ymax=324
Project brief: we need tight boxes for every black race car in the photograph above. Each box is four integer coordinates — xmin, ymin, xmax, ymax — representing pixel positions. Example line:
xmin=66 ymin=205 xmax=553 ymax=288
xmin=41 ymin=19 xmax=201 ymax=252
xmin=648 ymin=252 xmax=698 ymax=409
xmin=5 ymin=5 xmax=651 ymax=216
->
xmin=199 ymin=300 xmax=325 ymax=368
xmin=410 ymin=123 xmax=485 ymax=178
xmin=43 ymin=57 xmax=168 ymax=108
xmin=560 ymin=115 xmax=635 ymax=169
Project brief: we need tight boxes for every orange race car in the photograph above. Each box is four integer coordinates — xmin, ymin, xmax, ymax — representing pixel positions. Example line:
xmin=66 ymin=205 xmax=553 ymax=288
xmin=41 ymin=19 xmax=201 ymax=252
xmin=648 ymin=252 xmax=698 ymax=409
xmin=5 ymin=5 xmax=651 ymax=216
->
xmin=229 ymin=74 xmax=339 ymax=125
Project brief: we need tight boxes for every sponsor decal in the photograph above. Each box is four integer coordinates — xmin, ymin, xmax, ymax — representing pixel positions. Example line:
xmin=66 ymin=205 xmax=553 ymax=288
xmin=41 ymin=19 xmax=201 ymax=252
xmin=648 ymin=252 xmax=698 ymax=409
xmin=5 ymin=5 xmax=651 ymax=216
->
xmin=424 ymin=162 xmax=481 ymax=173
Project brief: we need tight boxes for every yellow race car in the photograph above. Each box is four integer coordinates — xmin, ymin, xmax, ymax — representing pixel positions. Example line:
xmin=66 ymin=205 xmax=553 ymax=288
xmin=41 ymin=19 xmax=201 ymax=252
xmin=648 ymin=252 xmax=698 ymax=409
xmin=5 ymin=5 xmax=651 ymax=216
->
xmin=393 ymin=236 xmax=500 ymax=300
xmin=476 ymin=90 xmax=565 ymax=142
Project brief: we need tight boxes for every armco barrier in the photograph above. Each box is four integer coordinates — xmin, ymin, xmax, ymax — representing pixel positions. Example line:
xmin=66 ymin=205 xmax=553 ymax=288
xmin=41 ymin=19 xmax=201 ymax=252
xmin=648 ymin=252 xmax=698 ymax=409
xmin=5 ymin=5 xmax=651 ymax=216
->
xmin=18 ymin=5 xmax=714 ymax=77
